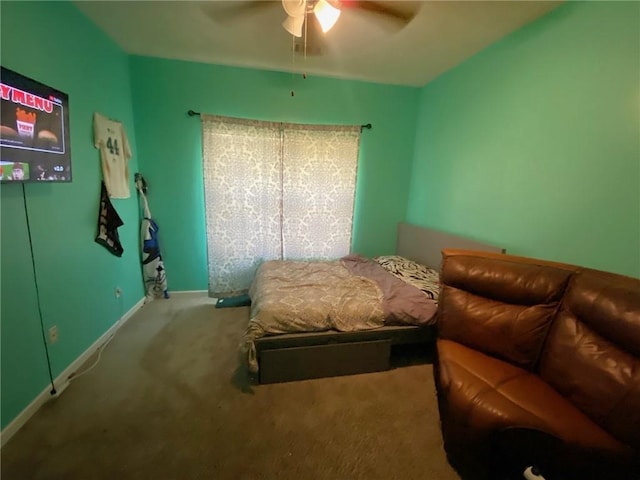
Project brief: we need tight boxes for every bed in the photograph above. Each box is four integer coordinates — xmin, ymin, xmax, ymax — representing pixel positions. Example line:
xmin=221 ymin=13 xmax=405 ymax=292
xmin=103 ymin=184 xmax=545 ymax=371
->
xmin=245 ymin=223 xmax=505 ymax=383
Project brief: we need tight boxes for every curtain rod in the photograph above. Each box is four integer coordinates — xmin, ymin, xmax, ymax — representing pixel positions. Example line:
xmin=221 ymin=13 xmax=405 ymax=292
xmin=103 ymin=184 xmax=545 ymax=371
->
xmin=187 ymin=110 xmax=372 ymax=131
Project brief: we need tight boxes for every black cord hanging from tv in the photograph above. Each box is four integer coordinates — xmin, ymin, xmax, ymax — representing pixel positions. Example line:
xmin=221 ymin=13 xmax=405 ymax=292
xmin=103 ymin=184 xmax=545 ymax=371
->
xmin=22 ymin=183 xmax=57 ymax=395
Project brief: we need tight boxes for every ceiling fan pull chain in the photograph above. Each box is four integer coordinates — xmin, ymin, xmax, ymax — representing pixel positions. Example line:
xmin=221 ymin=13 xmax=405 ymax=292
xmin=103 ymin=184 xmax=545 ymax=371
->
xmin=291 ymin=34 xmax=296 ymax=96
xmin=303 ymin=6 xmax=308 ymax=79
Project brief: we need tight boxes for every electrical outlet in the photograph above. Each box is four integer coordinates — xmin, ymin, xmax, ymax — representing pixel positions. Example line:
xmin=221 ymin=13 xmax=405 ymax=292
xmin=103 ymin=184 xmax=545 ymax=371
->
xmin=115 ymin=287 xmax=122 ymax=298
xmin=49 ymin=325 xmax=58 ymax=344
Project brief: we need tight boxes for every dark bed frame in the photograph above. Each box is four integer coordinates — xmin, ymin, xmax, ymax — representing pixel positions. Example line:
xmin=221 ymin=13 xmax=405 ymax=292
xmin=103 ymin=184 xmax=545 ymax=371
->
xmin=254 ymin=223 xmax=505 ymax=384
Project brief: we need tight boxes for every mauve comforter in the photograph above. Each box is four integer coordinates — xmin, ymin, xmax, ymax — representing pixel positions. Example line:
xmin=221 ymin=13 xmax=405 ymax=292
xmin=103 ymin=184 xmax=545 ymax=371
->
xmin=243 ymin=255 xmax=438 ymax=372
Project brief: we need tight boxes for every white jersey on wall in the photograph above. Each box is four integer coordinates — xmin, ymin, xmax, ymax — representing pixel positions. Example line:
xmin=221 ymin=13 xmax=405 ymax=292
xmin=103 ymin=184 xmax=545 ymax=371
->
xmin=94 ymin=112 xmax=132 ymax=199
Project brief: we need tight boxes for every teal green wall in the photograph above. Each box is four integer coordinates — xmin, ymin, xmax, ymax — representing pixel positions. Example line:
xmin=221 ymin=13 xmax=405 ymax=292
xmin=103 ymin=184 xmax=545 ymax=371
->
xmin=1 ymin=1 xmax=143 ymax=429
xmin=407 ymin=1 xmax=640 ymax=277
xmin=129 ymin=57 xmax=420 ymax=290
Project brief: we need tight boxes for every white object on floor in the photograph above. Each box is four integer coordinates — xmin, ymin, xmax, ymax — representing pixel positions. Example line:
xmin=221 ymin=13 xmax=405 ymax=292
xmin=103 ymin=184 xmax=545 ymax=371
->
xmin=524 ymin=466 xmax=546 ymax=480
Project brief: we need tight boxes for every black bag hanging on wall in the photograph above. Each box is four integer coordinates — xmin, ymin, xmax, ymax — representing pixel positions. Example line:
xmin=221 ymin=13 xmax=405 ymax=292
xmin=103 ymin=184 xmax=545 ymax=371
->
xmin=95 ymin=181 xmax=124 ymax=257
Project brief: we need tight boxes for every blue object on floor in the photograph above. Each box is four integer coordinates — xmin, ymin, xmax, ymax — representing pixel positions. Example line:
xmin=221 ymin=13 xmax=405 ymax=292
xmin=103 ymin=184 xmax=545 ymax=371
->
xmin=215 ymin=294 xmax=251 ymax=308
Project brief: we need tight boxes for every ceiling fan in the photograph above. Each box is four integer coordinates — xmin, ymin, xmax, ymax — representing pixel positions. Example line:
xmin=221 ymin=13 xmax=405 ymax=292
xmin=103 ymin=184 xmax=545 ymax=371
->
xmin=282 ymin=0 xmax=339 ymax=37
xmin=202 ymin=1 xmax=420 ymax=56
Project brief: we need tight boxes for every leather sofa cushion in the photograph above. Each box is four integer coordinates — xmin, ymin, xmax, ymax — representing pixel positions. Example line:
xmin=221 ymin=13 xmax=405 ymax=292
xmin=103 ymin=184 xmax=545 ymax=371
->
xmin=438 ymin=254 xmax=574 ymax=370
xmin=539 ymin=270 xmax=640 ymax=449
xmin=437 ymin=339 xmax=632 ymax=456
xmin=440 ymin=254 xmax=573 ymax=305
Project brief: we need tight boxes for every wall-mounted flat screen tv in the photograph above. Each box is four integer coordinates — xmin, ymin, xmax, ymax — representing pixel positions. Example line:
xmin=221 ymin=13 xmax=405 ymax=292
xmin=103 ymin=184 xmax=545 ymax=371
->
xmin=0 ymin=66 xmax=71 ymax=182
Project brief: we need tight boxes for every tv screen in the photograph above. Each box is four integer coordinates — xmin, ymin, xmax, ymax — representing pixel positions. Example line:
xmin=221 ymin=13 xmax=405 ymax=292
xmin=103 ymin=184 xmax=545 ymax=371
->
xmin=0 ymin=67 xmax=71 ymax=182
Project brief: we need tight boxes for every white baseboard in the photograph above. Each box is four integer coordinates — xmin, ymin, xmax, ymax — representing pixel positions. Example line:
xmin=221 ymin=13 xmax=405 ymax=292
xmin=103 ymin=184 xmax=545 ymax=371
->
xmin=0 ymin=384 xmax=51 ymax=449
xmin=168 ymin=290 xmax=208 ymax=294
xmin=0 ymin=296 xmax=145 ymax=448
xmin=168 ymin=291 xmax=217 ymax=303
xmin=52 ymin=296 xmax=145 ymax=390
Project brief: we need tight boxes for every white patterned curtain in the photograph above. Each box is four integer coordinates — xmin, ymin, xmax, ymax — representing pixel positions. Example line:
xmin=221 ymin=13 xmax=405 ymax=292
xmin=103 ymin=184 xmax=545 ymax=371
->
xmin=202 ymin=116 xmax=283 ymax=296
xmin=201 ymin=115 xmax=360 ymax=297
xmin=282 ymin=124 xmax=360 ymax=259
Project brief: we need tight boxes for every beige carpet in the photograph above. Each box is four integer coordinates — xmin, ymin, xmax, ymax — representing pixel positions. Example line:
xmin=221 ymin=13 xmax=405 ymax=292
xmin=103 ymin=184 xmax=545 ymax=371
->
xmin=1 ymin=293 xmax=460 ymax=480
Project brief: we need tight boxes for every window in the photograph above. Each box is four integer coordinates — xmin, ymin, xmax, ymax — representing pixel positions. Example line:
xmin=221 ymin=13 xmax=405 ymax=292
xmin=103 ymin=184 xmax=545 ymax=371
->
xmin=201 ymin=115 xmax=361 ymax=297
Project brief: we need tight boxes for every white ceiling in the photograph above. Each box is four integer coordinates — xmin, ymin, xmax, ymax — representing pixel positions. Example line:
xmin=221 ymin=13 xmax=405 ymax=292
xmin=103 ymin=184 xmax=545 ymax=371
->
xmin=74 ymin=1 xmax=562 ymax=87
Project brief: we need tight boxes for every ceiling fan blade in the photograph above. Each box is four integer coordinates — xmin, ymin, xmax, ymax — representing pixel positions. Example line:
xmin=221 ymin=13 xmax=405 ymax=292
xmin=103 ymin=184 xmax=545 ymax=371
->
xmin=339 ymin=1 xmax=420 ymax=25
xmin=200 ymin=1 xmax=278 ymax=23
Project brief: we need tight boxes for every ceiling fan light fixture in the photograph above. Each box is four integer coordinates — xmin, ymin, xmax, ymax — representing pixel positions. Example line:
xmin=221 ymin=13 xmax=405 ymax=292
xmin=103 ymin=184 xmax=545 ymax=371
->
xmin=282 ymin=15 xmax=304 ymax=37
xmin=313 ymin=0 xmax=341 ymax=33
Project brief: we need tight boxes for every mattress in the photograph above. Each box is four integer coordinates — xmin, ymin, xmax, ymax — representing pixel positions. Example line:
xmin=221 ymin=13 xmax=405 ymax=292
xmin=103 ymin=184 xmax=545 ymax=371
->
xmin=243 ymin=254 xmax=439 ymax=372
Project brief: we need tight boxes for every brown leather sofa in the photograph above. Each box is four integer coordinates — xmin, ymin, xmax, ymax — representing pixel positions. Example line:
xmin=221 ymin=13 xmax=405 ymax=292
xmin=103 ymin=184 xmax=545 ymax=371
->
xmin=434 ymin=249 xmax=640 ymax=480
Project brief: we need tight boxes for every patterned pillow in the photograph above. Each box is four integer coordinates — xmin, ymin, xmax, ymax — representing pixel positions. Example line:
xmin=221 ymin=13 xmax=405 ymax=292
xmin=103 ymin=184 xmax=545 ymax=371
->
xmin=374 ymin=255 xmax=440 ymax=301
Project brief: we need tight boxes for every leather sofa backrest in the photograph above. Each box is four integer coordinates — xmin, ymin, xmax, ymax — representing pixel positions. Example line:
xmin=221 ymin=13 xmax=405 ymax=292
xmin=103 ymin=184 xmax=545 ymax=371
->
xmin=538 ymin=269 xmax=640 ymax=449
xmin=438 ymin=250 xmax=575 ymax=370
